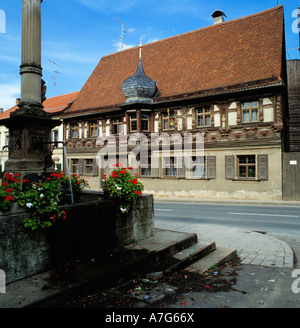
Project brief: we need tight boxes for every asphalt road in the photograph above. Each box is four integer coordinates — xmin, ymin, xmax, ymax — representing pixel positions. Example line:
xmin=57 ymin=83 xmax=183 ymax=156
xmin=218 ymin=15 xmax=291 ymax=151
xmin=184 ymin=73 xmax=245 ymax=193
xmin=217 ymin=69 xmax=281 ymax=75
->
xmin=154 ymin=201 xmax=300 ymax=237
xmin=153 ymin=201 xmax=300 ymax=309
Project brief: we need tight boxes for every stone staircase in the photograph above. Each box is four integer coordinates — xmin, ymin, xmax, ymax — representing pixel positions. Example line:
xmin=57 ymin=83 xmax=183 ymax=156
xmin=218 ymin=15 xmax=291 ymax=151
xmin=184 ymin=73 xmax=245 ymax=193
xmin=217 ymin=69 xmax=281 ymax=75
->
xmin=1 ymin=228 xmax=237 ymax=308
xmin=136 ymin=229 xmax=237 ymax=279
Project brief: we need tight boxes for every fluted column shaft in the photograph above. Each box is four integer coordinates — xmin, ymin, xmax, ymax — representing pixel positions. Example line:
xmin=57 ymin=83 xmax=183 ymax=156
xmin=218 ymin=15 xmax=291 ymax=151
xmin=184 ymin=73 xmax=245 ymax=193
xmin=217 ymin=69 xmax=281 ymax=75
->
xmin=20 ymin=0 xmax=43 ymax=106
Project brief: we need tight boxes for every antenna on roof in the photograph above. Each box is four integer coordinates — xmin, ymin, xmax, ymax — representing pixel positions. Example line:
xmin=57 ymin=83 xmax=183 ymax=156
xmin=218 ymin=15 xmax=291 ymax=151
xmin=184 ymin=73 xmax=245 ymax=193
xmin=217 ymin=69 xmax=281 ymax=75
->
xmin=48 ymin=59 xmax=63 ymax=97
xmin=114 ymin=17 xmax=130 ymax=50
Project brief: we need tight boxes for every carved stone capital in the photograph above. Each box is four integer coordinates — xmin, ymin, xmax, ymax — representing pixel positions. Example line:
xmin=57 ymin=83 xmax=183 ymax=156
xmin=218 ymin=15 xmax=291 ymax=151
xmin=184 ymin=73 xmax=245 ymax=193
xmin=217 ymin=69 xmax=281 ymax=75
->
xmin=20 ymin=64 xmax=42 ymax=76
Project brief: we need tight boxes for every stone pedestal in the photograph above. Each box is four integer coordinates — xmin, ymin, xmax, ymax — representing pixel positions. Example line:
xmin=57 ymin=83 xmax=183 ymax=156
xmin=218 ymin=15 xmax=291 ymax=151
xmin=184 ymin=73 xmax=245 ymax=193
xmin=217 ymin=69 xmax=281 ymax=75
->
xmin=2 ymin=112 xmax=61 ymax=178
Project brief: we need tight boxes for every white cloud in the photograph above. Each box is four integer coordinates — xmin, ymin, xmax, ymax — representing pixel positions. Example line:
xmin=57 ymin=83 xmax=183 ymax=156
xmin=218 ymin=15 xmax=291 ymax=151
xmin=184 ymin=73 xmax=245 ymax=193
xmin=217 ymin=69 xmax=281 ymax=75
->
xmin=146 ymin=37 xmax=160 ymax=44
xmin=113 ymin=40 xmax=136 ymax=52
xmin=0 ymin=80 xmax=20 ymax=110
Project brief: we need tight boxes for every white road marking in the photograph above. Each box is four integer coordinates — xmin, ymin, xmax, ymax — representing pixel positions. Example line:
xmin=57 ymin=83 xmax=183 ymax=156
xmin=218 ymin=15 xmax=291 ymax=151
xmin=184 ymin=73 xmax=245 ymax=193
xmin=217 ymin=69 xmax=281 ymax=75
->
xmin=228 ymin=212 xmax=299 ymax=218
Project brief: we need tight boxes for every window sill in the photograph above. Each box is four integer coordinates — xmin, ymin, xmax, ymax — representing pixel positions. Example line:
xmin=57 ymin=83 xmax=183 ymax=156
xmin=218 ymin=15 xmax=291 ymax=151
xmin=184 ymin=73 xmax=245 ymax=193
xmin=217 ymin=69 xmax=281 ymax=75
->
xmin=230 ymin=178 xmax=265 ymax=182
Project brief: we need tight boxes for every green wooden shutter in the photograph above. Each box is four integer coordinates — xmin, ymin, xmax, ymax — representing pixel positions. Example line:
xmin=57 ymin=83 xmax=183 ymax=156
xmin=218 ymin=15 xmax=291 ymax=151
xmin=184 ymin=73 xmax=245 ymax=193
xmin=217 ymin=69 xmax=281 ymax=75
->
xmin=225 ymin=155 xmax=235 ymax=180
xmin=207 ymin=156 xmax=216 ymax=179
xmin=78 ymin=159 xmax=84 ymax=176
xmin=257 ymin=155 xmax=268 ymax=180
xmin=178 ymin=157 xmax=185 ymax=179
xmin=92 ymin=159 xmax=99 ymax=177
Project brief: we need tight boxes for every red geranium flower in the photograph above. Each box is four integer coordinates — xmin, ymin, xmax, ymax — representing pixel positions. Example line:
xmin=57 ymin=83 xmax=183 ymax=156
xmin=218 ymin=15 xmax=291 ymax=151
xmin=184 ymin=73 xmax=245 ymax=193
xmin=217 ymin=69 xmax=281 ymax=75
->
xmin=134 ymin=191 xmax=142 ymax=196
xmin=5 ymin=195 xmax=14 ymax=201
xmin=5 ymin=188 xmax=13 ymax=193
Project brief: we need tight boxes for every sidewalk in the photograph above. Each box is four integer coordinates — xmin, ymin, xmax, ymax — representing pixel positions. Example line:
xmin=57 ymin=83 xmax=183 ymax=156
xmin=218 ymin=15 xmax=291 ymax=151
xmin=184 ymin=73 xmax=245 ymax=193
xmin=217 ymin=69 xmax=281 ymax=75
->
xmin=155 ymin=220 xmax=295 ymax=268
xmin=154 ymin=196 xmax=300 ymax=207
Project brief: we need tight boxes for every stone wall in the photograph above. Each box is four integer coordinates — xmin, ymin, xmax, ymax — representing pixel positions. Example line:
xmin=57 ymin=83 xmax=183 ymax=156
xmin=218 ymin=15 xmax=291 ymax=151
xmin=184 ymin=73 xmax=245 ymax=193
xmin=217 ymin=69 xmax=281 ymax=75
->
xmin=0 ymin=193 xmax=154 ymax=284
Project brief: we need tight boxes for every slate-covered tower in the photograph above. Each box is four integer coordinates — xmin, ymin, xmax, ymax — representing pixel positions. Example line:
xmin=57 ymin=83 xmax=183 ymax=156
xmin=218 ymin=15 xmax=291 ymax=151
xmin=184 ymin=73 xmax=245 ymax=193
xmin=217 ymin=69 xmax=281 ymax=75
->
xmin=122 ymin=45 xmax=157 ymax=105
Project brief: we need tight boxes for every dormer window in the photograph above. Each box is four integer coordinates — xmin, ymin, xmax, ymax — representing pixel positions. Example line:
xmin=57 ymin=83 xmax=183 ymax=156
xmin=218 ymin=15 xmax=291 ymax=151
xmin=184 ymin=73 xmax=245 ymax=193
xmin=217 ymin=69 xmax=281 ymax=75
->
xmin=129 ymin=114 xmax=138 ymax=132
xmin=112 ymin=118 xmax=124 ymax=134
xmin=141 ymin=113 xmax=150 ymax=132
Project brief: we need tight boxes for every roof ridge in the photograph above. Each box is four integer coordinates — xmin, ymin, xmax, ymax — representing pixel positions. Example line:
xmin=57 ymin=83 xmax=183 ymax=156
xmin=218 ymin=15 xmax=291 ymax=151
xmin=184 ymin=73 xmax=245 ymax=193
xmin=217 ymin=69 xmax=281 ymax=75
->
xmin=101 ymin=5 xmax=283 ymax=59
xmin=49 ymin=91 xmax=79 ymax=98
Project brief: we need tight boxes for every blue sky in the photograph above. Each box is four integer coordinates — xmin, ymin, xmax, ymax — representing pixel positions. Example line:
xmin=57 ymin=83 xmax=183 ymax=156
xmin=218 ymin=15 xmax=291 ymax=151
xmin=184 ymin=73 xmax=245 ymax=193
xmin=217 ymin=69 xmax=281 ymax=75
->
xmin=0 ymin=0 xmax=299 ymax=110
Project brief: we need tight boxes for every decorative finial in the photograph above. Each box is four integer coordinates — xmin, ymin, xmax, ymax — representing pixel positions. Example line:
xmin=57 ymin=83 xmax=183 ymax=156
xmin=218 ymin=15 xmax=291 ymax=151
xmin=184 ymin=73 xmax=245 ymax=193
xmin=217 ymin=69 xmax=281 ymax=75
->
xmin=139 ymin=38 xmax=142 ymax=58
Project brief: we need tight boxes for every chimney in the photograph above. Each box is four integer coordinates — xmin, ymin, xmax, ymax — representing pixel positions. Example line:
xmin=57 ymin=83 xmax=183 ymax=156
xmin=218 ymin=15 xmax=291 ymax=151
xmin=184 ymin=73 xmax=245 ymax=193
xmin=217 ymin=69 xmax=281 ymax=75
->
xmin=16 ymin=98 xmax=21 ymax=106
xmin=0 ymin=108 xmax=3 ymax=114
xmin=212 ymin=10 xmax=226 ymax=24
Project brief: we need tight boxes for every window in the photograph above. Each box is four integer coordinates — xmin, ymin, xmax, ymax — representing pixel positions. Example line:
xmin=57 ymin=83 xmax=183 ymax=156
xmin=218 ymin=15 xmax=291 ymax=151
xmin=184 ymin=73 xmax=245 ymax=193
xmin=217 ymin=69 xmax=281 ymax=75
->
xmin=142 ymin=113 xmax=150 ymax=132
xmin=89 ymin=121 xmax=98 ymax=137
xmin=192 ymin=157 xmax=207 ymax=178
xmin=52 ymin=130 xmax=59 ymax=142
xmin=162 ymin=110 xmax=175 ymax=130
xmin=196 ymin=107 xmax=211 ymax=127
xmin=141 ymin=167 xmax=151 ymax=177
xmin=112 ymin=118 xmax=124 ymax=134
xmin=187 ymin=156 xmax=216 ymax=179
xmin=163 ymin=157 xmax=177 ymax=177
xmin=71 ymin=123 xmax=79 ymax=138
xmin=5 ymin=133 xmax=9 ymax=146
xmin=242 ymin=101 xmax=259 ymax=123
xmin=237 ymin=155 xmax=256 ymax=178
xmin=226 ymin=155 xmax=268 ymax=180
xmin=85 ymin=159 xmax=93 ymax=175
xmin=71 ymin=159 xmax=79 ymax=174
xmin=129 ymin=114 xmax=137 ymax=132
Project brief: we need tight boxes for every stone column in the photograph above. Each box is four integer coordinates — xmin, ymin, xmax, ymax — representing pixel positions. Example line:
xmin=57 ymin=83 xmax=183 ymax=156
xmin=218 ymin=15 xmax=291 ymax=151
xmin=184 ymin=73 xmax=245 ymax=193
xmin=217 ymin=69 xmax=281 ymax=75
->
xmin=2 ymin=0 xmax=61 ymax=180
xmin=19 ymin=0 xmax=43 ymax=110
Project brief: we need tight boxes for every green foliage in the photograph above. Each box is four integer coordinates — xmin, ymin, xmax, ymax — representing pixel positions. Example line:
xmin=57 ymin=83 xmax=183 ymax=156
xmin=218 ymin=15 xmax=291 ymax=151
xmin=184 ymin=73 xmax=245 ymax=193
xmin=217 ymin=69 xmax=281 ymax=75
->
xmin=102 ymin=163 xmax=144 ymax=213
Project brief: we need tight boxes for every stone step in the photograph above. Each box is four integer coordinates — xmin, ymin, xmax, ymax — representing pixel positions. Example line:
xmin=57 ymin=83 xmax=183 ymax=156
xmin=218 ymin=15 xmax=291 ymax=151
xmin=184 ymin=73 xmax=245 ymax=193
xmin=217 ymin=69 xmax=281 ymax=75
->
xmin=184 ymin=246 xmax=237 ymax=274
xmin=126 ymin=228 xmax=198 ymax=265
xmin=145 ymin=240 xmax=216 ymax=280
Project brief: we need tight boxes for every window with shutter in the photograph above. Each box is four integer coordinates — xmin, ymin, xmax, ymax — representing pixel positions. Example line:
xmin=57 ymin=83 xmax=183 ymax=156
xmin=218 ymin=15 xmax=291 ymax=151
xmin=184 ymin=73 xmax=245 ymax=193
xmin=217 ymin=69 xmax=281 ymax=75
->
xmin=71 ymin=159 xmax=79 ymax=175
xmin=85 ymin=159 xmax=93 ymax=175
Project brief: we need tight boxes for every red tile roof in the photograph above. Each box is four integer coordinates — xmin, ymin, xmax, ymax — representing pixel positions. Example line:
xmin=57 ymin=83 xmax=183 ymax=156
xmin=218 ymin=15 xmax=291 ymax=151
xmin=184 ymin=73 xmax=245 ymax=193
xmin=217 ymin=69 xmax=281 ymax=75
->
xmin=0 ymin=91 xmax=79 ymax=120
xmin=64 ymin=6 xmax=285 ymax=117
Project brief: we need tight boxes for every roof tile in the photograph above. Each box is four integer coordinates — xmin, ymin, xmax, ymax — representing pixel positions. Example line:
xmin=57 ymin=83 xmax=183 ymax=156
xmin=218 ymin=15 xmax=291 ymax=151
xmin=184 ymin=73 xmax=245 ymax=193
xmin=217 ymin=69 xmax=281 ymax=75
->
xmin=65 ymin=6 xmax=285 ymax=116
